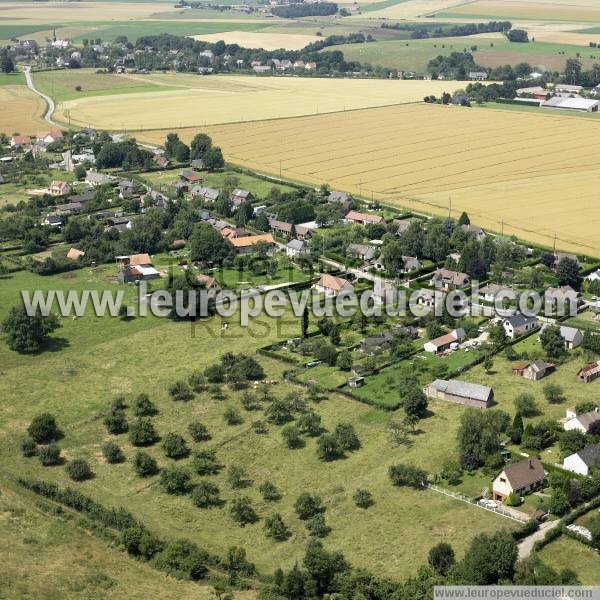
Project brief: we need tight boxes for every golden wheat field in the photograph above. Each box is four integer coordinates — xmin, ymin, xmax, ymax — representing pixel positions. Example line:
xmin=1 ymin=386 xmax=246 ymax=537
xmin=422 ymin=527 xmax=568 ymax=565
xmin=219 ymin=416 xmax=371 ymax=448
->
xmin=0 ymin=85 xmax=46 ymax=135
xmin=57 ymin=75 xmax=462 ymax=129
xmin=138 ymin=103 xmax=600 ymax=255
xmin=190 ymin=31 xmax=320 ymax=50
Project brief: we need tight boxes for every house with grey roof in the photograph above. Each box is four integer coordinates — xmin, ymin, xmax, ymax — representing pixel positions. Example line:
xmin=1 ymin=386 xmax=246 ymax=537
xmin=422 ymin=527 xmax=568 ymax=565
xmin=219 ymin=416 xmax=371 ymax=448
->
xmin=347 ymin=243 xmax=376 ymax=262
xmin=191 ymin=186 xmax=220 ymax=202
xmin=231 ymin=189 xmax=253 ymax=208
xmin=502 ymin=313 xmax=539 ymax=339
xmin=544 ymin=286 xmax=582 ymax=315
xmin=85 ymin=170 xmax=115 ymax=186
xmin=286 ymin=239 xmax=309 ymax=258
xmin=564 ymin=408 xmax=600 ymax=433
xmin=540 ymin=324 xmax=584 ymax=349
xmin=327 ymin=191 xmax=352 ymax=207
xmin=430 ymin=268 xmax=470 ymax=290
xmin=563 ymin=444 xmax=600 ymax=476
xmin=423 ymin=378 xmax=494 ymax=409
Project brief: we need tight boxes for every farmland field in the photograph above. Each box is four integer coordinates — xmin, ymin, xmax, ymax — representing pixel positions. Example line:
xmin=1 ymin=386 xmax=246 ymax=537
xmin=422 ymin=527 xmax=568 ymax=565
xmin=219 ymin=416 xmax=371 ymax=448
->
xmin=190 ymin=31 xmax=320 ymax=50
xmin=0 ymin=85 xmax=47 ymax=135
xmin=137 ymin=103 xmax=600 ymax=255
xmin=54 ymin=74 xmax=462 ymax=129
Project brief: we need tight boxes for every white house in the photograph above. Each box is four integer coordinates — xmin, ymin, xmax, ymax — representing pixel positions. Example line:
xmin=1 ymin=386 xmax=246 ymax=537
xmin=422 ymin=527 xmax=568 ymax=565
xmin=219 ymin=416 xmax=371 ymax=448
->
xmin=492 ymin=457 xmax=545 ymax=502
xmin=313 ymin=274 xmax=353 ymax=297
xmin=564 ymin=408 xmax=600 ymax=433
xmin=563 ymin=445 xmax=600 ymax=476
xmin=540 ymin=324 xmax=584 ymax=349
xmin=502 ymin=313 xmax=539 ymax=339
xmin=286 ymin=239 xmax=309 ymax=258
xmin=423 ymin=328 xmax=466 ymax=353
xmin=586 ymin=269 xmax=600 ymax=283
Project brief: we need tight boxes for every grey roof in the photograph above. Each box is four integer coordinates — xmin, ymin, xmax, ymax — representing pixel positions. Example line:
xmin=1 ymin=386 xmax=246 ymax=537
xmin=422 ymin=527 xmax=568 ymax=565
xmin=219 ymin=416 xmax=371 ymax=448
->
xmin=575 ymin=410 xmax=600 ymax=430
xmin=85 ymin=170 xmax=114 ymax=185
xmin=192 ymin=186 xmax=219 ymax=201
xmin=328 ymin=191 xmax=351 ymax=204
xmin=286 ymin=239 xmax=306 ymax=251
xmin=575 ymin=444 xmax=600 ymax=467
xmin=430 ymin=379 xmax=492 ymax=402
xmin=505 ymin=313 xmax=537 ymax=328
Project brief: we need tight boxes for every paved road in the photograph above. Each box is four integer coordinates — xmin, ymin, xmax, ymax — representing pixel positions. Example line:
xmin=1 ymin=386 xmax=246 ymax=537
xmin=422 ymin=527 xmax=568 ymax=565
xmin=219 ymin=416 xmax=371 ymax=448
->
xmin=24 ymin=66 xmax=56 ymax=125
xmin=517 ymin=519 xmax=560 ymax=560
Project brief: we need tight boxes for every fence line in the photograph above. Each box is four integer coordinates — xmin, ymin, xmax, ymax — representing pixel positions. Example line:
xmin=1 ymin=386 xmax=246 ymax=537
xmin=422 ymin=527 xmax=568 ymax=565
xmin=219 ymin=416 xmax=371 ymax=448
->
xmin=426 ymin=483 xmax=529 ymax=523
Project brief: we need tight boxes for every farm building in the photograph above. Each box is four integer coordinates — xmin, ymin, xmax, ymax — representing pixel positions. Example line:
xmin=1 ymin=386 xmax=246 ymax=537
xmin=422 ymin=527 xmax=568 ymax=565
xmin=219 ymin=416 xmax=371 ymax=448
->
xmin=313 ymin=274 xmax=353 ymax=297
xmin=563 ymin=444 xmax=600 ymax=476
xmin=429 ymin=268 xmax=470 ymax=290
xmin=85 ymin=170 xmax=115 ymax=186
xmin=423 ymin=328 xmax=466 ymax=354
xmin=344 ymin=210 xmax=384 ymax=226
xmin=229 ymin=233 xmax=275 ymax=254
xmin=585 ymin=269 xmax=600 ymax=282
xmin=564 ymin=408 xmax=600 ymax=433
xmin=461 ymin=224 xmax=486 ymax=241
xmin=179 ymin=170 xmax=202 ymax=184
xmin=540 ymin=324 xmax=584 ymax=349
xmin=393 ymin=219 xmax=411 ymax=235
xmin=468 ymin=71 xmax=488 ymax=81
xmin=502 ymin=313 xmax=539 ymax=339
xmin=423 ymin=379 xmax=493 ymax=409
xmin=578 ymin=361 xmax=600 ymax=383
xmin=196 ymin=274 xmax=222 ymax=293
xmin=360 ymin=332 xmax=396 ymax=355
xmin=116 ymin=253 xmax=160 ymax=283
xmin=512 ymin=360 xmax=555 ymax=381
xmin=542 ymin=97 xmax=599 ymax=112
xmin=492 ymin=458 xmax=545 ymax=502
xmin=66 ymin=248 xmax=85 ymax=261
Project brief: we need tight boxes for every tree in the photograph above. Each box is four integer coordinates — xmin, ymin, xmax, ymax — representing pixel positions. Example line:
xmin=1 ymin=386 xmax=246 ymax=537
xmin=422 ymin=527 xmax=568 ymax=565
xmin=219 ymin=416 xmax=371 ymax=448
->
xmin=509 ymin=412 xmax=524 ymax=444
xmin=192 ymin=449 xmax=220 ymax=475
xmin=543 ymin=383 xmax=565 ymax=404
xmin=227 ymin=465 xmax=249 ymax=489
xmin=188 ymin=421 xmax=210 ymax=442
xmin=264 ymin=513 xmax=291 ymax=541
xmin=564 ymin=58 xmax=582 ymax=85
xmin=303 ymin=539 xmax=348 ymax=596
xmin=297 ymin=411 xmax=322 ymax=437
xmin=168 ymin=380 xmax=194 ymax=401
xmin=428 ymin=542 xmax=455 ymax=576
xmin=457 ymin=212 xmax=470 ymax=226
xmin=507 ymin=28 xmax=529 ymax=42
xmin=306 ymin=513 xmax=330 ymax=538
xmin=162 ymin=432 xmax=190 ymax=459
xmin=104 ymin=410 xmax=128 ymax=435
xmin=301 ymin=305 xmax=309 ymax=338
xmin=188 ymin=222 xmax=232 ymax=266
xmin=388 ymin=464 xmax=428 ymax=488
xmin=160 ymin=466 xmax=191 ymax=495
xmin=174 ymin=141 xmax=190 ymax=163
xmin=549 ymin=488 xmax=570 ymax=516
xmin=21 ymin=437 xmax=37 ymax=457
xmin=540 ymin=326 xmax=567 ymax=360
xmin=559 ymin=430 xmax=586 ymax=457
xmin=336 ymin=350 xmax=352 ymax=371
xmin=38 ymin=443 xmax=61 ymax=466
xmin=133 ymin=451 xmax=158 ymax=476
xmin=440 ymin=460 xmax=463 ymax=485
xmin=514 ymin=393 xmax=539 ymax=417
xmin=190 ymin=133 xmax=212 ymax=159
xmin=334 ymin=422 xmax=360 ymax=451
xmin=2 ymin=304 xmax=60 ymax=353
xmin=230 ymin=496 xmax=258 ymax=526
xmin=589 ymin=515 xmax=600 ymax=551
xmin=1 ymin=54 xmax=14 ymax=74
xmin=403 ymin=385 xmax=428 ymax=419
xmin=294 ymin=492 xmax=324 ymax=520
xmin=102 ymin=441 xmax=124 ymax=464
xmin=282 ymin=424 xmax=304 ymax=449
xmin=152 ymin=539 xmax=208 ymax=580
xmin=353 ymin=489 xmax=373 ymax=508
xmin=224 ymin=406 xmax=243 ymax=426
xmin=483 ymin=354 xmax=494 ymax=374
xmin=191 ymin=481 xmax=221 ymax=508
xmin=556 ymin=257 xmax=580 ymax=289
xmin=457 ymin=410 xmax=502 ymax=470
xmin=66 ymin=458 xmax=92 ymax=481
xmin=259 ymin=481 xmax=281 ymax=502
xmin=27 ymin=413 xmax=59 ymax=443
xmin=129 ymin=418 xmax=158 ymax=446
xmin=203 ymin=147 xmax=225 ymax=171
xmin=316 ymin=433 xmax=344 ymax=461
xmin=133 ymin=393 xmax=157 ymax=416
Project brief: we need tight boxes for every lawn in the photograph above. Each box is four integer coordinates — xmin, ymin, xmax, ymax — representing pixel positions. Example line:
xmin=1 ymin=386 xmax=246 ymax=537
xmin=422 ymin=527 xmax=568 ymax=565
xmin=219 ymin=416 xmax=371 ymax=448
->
xmin=0 ymin=71 xmax=25 ymax=86
xmin=214 ymin=261 xmax=312 ymax=290
xmin=538 ymin=536 xmax=600 ymax=584
xmin=564 ymin=310 xmax=600 ymax=332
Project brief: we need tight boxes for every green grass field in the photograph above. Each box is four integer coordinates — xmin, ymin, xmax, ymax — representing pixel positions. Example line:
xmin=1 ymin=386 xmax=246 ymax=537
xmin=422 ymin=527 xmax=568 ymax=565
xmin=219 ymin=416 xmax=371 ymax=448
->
xmin=538 ymin=536 xmax=600 ymax=584
xmin=335 ymin=37 xmax=600 ymax=73
xmin=0 ymin=71 xmax=25 ymax=86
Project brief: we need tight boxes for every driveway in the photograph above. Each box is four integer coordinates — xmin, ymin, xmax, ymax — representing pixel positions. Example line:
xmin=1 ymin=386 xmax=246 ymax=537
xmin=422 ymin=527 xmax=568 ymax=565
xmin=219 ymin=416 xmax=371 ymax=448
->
xmin=517 ymin=519 xmax=560 ymax=559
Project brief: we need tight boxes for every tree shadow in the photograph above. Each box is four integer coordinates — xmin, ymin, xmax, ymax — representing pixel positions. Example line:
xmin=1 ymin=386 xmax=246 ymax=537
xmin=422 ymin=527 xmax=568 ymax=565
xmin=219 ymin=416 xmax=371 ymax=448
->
xmin=40 ymin=336 xmax=70 ymax=354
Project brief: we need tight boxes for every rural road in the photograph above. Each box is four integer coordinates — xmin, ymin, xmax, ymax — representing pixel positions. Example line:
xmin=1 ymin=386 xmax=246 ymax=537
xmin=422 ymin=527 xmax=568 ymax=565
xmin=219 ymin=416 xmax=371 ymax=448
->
xmin=517 ymin=520 xmax=560 ymax=560
xmin=24 ymin=66 xmax=57 ymax=125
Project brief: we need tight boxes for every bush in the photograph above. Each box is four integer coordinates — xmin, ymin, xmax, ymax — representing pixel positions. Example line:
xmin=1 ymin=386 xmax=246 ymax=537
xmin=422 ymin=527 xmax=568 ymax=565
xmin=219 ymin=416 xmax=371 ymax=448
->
xmin=294 ymin=492 xmax=324 ymax=520
xmin=282 ymin=424 xmax=304 ymax=449
xmin=316 ymin=433 xmax=344 ymax=461
xmin=543 ymin=383 xmax=565 ymax=404
xmin=102 ymin=441 xmax=124 ymax=464
xmin=160 ymin=467 xmax=191 ymax=495
xmin=133 ymin=393 xmax=157 ymax=416
xmin=152 ymin=539 xmax=208 ymax=580
xmin=38 ymin=443 xmax=61 ymax=466
xmin=66 ymin=459 xmax=93 ymax=481
xmin=188 ymin=421 xmax=210 ymax=442
xmin=122 ymin=526 xmax=164 ymax=560
xmin=191 ymin=481 xmax=221 ymax=508
xmin=506 ymin=492 xmax=522 ymax=507
xmin=227 ymin=465 xmax=249 ymax=489
xmin=162 ymin=433 xmax=190 ymax=459
xmin=133 ymin=451 xmax=158 ymax=477
xmin=169 ymin=380 xmax=194 ymax=401
xmin=104 ymin=410 xmax=128 ymax=435
xmin=28 ymin=413 xmax=59 ymax=443
xmin=259 ymin=481 xmax=281 ymax=502
xmin=224 ymin=407 xmax=243 ymax=426
xmin=334 ymin=422 xmax=360 ymax=451
xmin=514 ymin=393 xmax=539 ymax=417
xmin=353 ymin=489 xmax=373 ymax=508
xmin=297 ymin=411 xmax=322 ymax=436
xmin=129 ymin=418 xmax=158 ymax=447
xmin=192 ymin=449 xmax=220 ymax=475
xmin=388 ymin=464 xmax=428 ymax=488
xmin=306 ymin=513 xmax=330 ymax=538
xmin=204 ymin=364 xmax=225 ymax=383
xmin=264 ymin=513 xmax=291 ymax=541
xmin=188 ymin=371 xmax=207 ymax=392
xmin=230 ymin=496 xmax=258 ymax=526
xmin=21 ymin=436 xmax=37 ymax=457
xmin=428 ymin=542 xmax=455 ymax=576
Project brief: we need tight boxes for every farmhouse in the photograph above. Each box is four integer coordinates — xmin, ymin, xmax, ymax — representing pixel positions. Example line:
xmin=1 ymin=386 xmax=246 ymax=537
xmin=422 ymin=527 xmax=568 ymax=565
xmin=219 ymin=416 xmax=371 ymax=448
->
xmin=554 ymin=252 xmax=579 ymax=267
xmin=393 ymin=219 xmax=411 ymax=235
xmin=563 ymin=445 xmax=600 ymax=476
xmin=429 ymin=268 xmax=470 ymax=290
xmin=564 ymin=408 xmax=600 ymax=433
xmin=423 ymin=379 xmax=494 ymax=409
xmin=492 ymin=458 xmax=545 ymax=502
xmin=502 ymin=313 xmax=539 ymax=339
xmin=37 ymin=130 xmax=63 ymax=145
xmin=399 ymin=255 xmax=421 ymax=273
xmin=43 ymin=213 xmax=63 ymax=227
xmin=192 ymin=186 xmax=220 ymax=202
xmin=423 ymin=328 xmax=466 ymax=354
xmin=85 ymin=170 xmax=115 ymax=186
xmin=231 ymin=189 xmax=253 ymax=208
xmin=190 ymin=159 xmax=205 ymax=171
xmin=229 ymin=233 xmax=275 ymax=254
xmin=540 ymin=324 xmax=584 ymax=349
xmin=461 ymin=224 xmax=486 ymax=241
xmin=327 ymin=191 xmax=352 ymax=207
xmin=360 ymin=332 xmax=395 ymax=355
xmin=577 ymin=361 xmax=600 ymax=383
xmin=10 ymin=135 xmax=31 ymax=149
xmin=286 ymin=239 xmax=309 ymax=258
xmin=512 ymin=360 xmax=555 ymax=381
xmin=49 ymin=181 xmax=71 ymax=196
xmin=344 ymin=210 xmax=384 ymax=226
xmin=196 ymin=273 xmax=222 ymax=292
xmin=347 ymin=243 xmax=376 ymax=262
xmin=116 ymin=253 xmax=160 ymax=283
xmin=268 ymin=218 xmax=312 ymax=240
xmin=313 ymin=274 xmax=354 ymax=297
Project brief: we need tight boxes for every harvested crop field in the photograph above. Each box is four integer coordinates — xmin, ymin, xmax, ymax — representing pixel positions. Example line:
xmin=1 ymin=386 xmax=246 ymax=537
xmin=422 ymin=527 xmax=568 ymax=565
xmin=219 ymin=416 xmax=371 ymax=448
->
xmin=57 ymin=75 xmax=461 ymax=129
xmin=0 ymin=85 xmax=46 ymax=135
xmin=138 ymin=103 xmax=600 ymax=255
xmin=191 ymin=30 xmax=319 ymax=50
